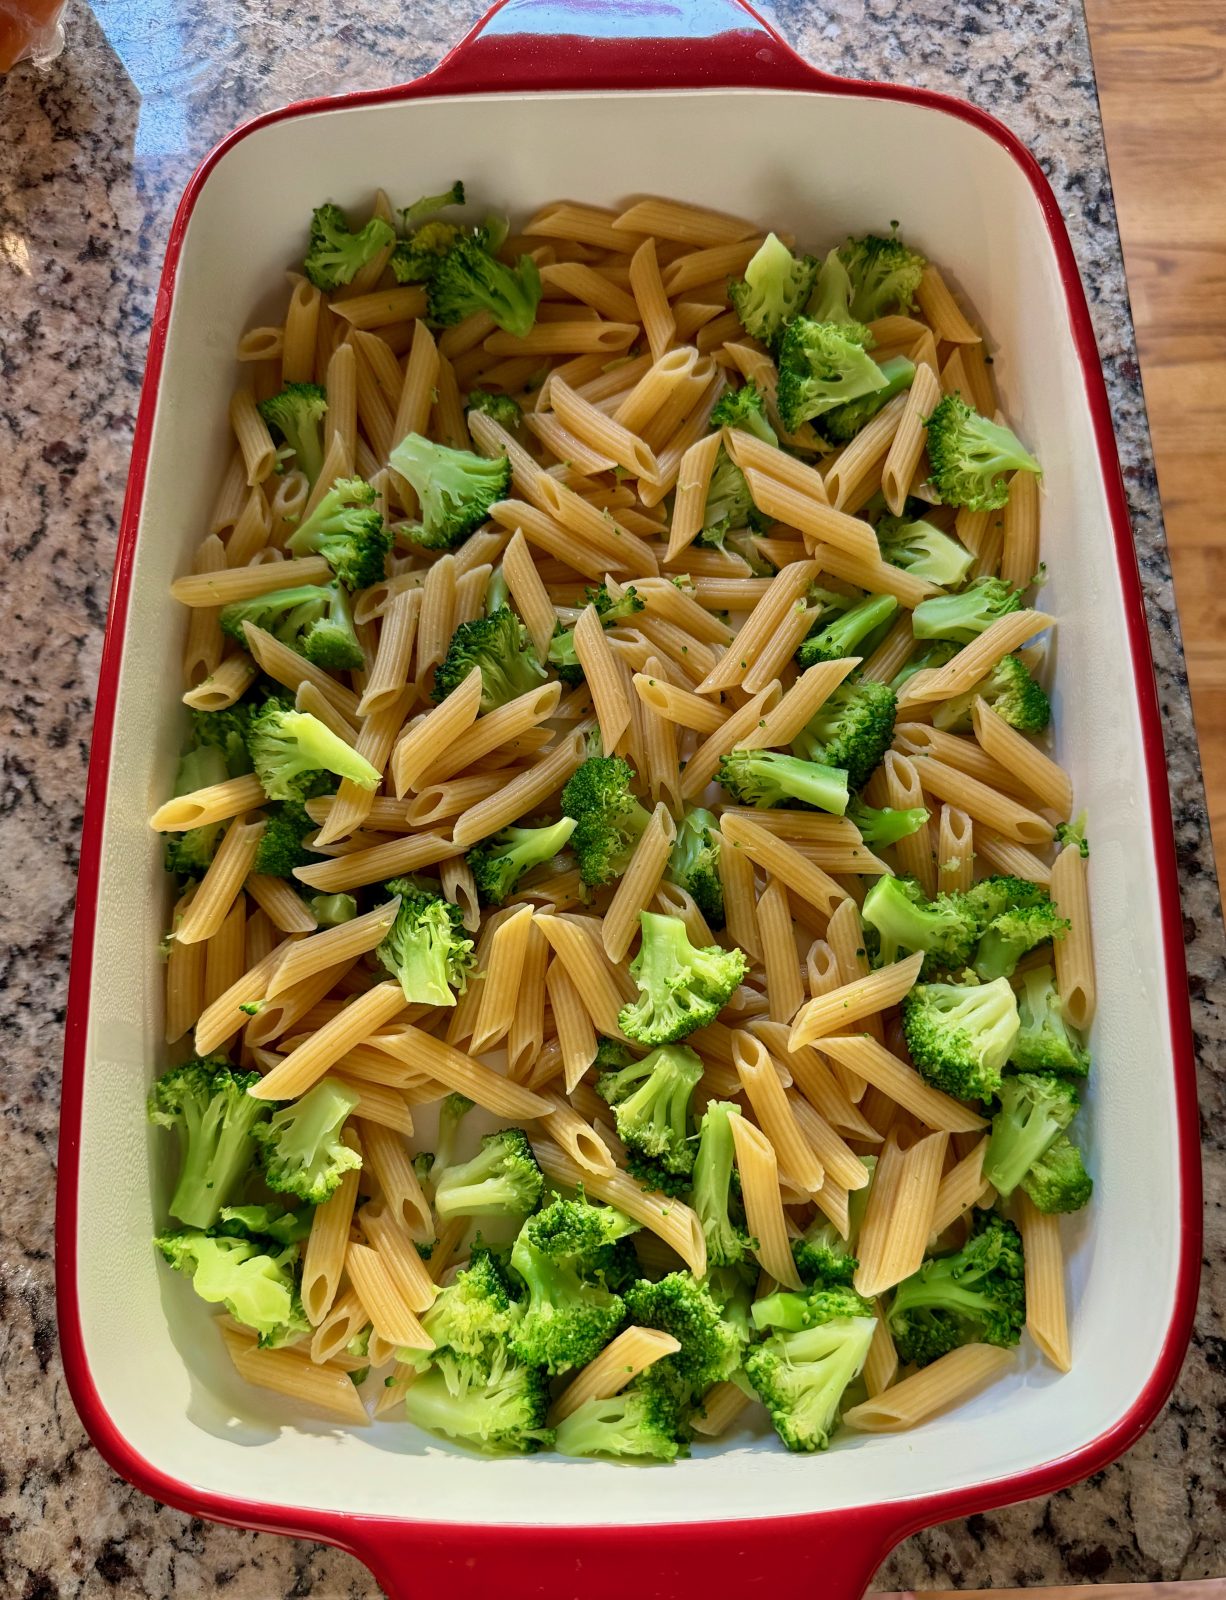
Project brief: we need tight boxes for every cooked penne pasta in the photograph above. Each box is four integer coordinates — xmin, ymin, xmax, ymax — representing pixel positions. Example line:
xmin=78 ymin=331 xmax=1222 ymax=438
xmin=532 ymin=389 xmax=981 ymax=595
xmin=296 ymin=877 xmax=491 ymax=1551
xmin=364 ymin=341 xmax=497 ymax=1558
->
xmin=853 ymin=1129 xmax=949 ymax=1297
xmin=1051 ymin=842 xmax=1096 ymax=1029
xmin=843 ymin=1344 xmax=1014 ymax=1432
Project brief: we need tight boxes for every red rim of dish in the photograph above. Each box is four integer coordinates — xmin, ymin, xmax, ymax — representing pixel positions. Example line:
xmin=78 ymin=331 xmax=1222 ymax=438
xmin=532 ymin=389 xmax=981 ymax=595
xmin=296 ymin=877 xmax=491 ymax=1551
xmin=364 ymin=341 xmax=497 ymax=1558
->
xmin=56 ymin=3 xmax=1202 ymax=1595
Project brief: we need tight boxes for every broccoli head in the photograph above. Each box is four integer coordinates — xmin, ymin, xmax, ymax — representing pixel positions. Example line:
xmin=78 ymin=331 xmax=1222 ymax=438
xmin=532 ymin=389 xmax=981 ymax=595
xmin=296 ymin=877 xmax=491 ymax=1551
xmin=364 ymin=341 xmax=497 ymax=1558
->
xmin=838 ymin=230 xmax=927 ymax=322
xmin=466 ymin=816 xmax=576 ymax=906
xmin=190 ymin=704 xmax=255 ymax=777
xmin=285 ymin=475 xmax=390 ymax=591
xmin=303 ymin=202 xmax=395 ymax=291
xmin=1055 ymin=810 xmax=1090 ymax=858
xmin=1010 ymin=964 xmax=1090 ymax=1075
xmin=932 ymin=653 xmax=1051 ymax=735
xmin=901 ymin=977 xmax=1021 ymax=1102
xmin=925 ymin=393 xmax=1041 ymax=512
xmin=220 ymin=581 xmax=365 ymax=672
xmin=155 ymin=1230 xmax=306 ymax=1346
xmin=252 ymin=1078 xmax=363 ymax=1204
xmin=820 ymin=355 xmax=916 ymax=445
xmin=432 ymin=605 xmax=547 ymax=712
xmin=509 ymin=1196 xmax=633 ymax=1374
xmin=710 ymin=380 xmax=778 ymax=446
xmin=148 ymin=1057 xmax=270 ymax=1229
xmin=744 ymin=1296 xmax=877 ymax=1451
xmin=846 ymin=797 xmax=930 ymax=850
xmin=983 ymin=1071 xmax=1081 ymax=1197
xmin=554 ymin=1365 xmax=689 ymax=1462
xmin=793 ymin=678 xmax=897 ymax=792
xmin=690 ymin=1100 xmax=748 ymax=1267
xmin=718 ymin=748 xmax=849 ymax=816
xmin=623 ymin=1272 xmax=744 ymax=1394
xmin=429 ymin=1091 xmax=476 ymax=1181
xmin=464 ymin=388 xmax=522 ymax=429
xmin=666 ymin=806 xmax=725 ymax=928
xmin=806 ymin=248 xmax=874 ymax=344
xmin=597 ymin=1043 xmax=703 ymax=1178
xmin=886 ymin=1214 xmax=1026 ymax=1366
xmin=860 ymin=874 xmax=978 ymax=977
xmin=388 ymin=433 xmax=512 ymax=551
xmin=797 ymin=592 xmax=899 ymax=670
xmin=751 ymin=1282 xmax=874 ymax=1336
xmin=792 ymin=1221 xmax=859 ymax=1289
xmin=426 ymin=231 xmax=542 ymax=338
xmin=1020 ymin=1131 xmax=1093 ymax=1213
xmin=697 ymin=450 xmax=761 ymax=549
xmin=618 ymin=911 xmax=747 ymax=1047
xmin=390 ymin=219 xmax=462 ymax=283
xmin=776 ymin=317 xmax=889 ymax=433
xmin=258 ymin=383 xmax=328 ymax=487
xmin=252 ymin=802 xmax=318 ymax=878
xmin=217 ymin=1202 xmax=315 ymax=1247
xmin=728 ymin=232 xmax=818 ymax=349
xmin=434 ymin=1128 xmax=545 ymax=1221
xmin=973 ymin=901 xmax=1069 ymax=982
xmin=911 ymin=575 xmax=1023 ymax=644
xmin=561 ymin=754 xmax=653 ymax=888
xmin=377 ymin=879 xmax=474 ymax=1006
xmin=406 ymin=1243 xmax=523 ymax=1387
xmin=402 ymin=1359 xmax=553 ymax=1455
xmin=308 ymin=892 xmax=358 ymax=927
xmin=249 ymin=699 xmax=380 ymax=801
xmin=875 ymin=515 xmax=974 ymax=589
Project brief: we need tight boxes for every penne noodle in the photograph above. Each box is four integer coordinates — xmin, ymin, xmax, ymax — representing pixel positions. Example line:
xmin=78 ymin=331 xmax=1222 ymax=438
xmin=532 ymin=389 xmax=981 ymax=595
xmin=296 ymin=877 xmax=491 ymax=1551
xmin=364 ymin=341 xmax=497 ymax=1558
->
xmin=843 ymin=1344 xmax=1014 ymax=1432
xmin=971 ymin=697 xmax=1073 ymax=818
xmin=366 ymin=1025 xmax=553 ymax=1119
xmin=220 ymin=1326 xmax=368 ymax=1422
xmin=817 ymin=1035 xmax=987 ymax=1134
xmin=732 ymin=1028 xmax=823 ymax=1193
xmin=250 ymin=982 xmax=408 ymax=1100
xmin=450 ymin=733 xmax=586 ymax=850
xmin=603 ymin=803 xmax=676 ymax=964
xmin=936 ymin=803 xmax=975 ymax=893
xmin=573 ymin=604 xmax=633 ymax=752
xmin=1051 ymin=843 xmax=1095 ymax=1029
xmin=755 ymin=875 xmax=806 ymax=1026
xmin=169 ymin=555 xmax=331 ymax=608
xmin=361 ymin=1120 xmax=433 ymax=1240
xmin=789 ymin=953 xmax=925 ymax=1049
xmin=174 ymin=817 xmax=264 ymax=945
xmin=391 ymin=667 xmax=483 ymax=796
xmin=1017 ymin=1190 xmax=1072 ymax=1371
xmin=469 ymin=905 xmax=535 ymax=1055
xmin=549 ymin=1325 xmax=681 ymax=1425
xmin=719 ymin=812 xmax=848 ymax=919
xmin=853 ymin=1129 xmax=948 ymax=1297
xmin=629 ymin=236 xmax=676 ymax=361
xmin=244 ymin=874 xmax=318 ymax=935
xmin=907 ymin=756 xmax=1055 ymax=846
xmin=728 ymin=1113 xmax=804 ymax=1289
xmin=266 ymin=898 xmax=400 ymax=997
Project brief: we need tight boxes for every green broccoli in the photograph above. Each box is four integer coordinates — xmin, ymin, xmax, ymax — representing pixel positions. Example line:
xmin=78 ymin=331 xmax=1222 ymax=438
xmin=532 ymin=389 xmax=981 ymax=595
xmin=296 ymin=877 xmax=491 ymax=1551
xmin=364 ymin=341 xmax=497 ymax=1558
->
xmin=1019 ymin=1131 xmax=1093 ymax=1213
xmin=217 ymin=1202 xmax=315 ymax=1246
xmin=249 ymin=699 xmax=380 ymax=801
xmin=377 ymin=879 xmax=474 ymax=1006
xmin=875 ymin=515 xmax=974 ymax=589
xmin=690 ymin=1100 xmax=748 ymax=1267
xmin=402 ymin=181 xmax=466 ymax=231
xmin=776 ymin=317 xmax=889 ymax=433
xmin=251 ymin=801 xmax=318 ymax=878
xmin=974 ymin=902 xmax=1070 ymax=982
xmin=806 ymin=249 xmax=873 ymax=344
xmin=465 ymin=389 xmax=522 ymax=430
xmin=932 ymin=653 xmax=1051 ymax=734
xmin=391 ymin=219 xmax=463 ymax=283
xmin=911 ymin=575 xmax=1023 ymax=644
xmin=888 ymin=637 xmax=960 ymax=693
xmin=190 ymin=704 xmax=255 ymax=777
xmin=1010 ymin=964 xmax=1090 ymax=1075
xmin=618 ymin=911 xmax=747 ymax=1047
xmin=957 ymin=874 xmax=1050 ymax=929
xmin=886 ymin=1214 xmax=1025 ymax=1366
xmin=509 ymin=1196 xmax=633 ymax=1374
xmin=308 ymin=892 xmax=358 ymax=926
xmin=846 ymin=797 xmax=930 ymax=849
xmin=709 ymin=380 xmax=778 ymax=446
xmin=252 ymin=1078 xmax=362 ymax=1204
xmin=258 ymin=383 xmax=328 ymax=487
xmin=147 ymin=1057 xmax=270 ymax=1229
xmin=547 ymin=583 xmax=646 ymax=685
xmin=792 ymin=1220 xmax=858 ymax=1289
xmin=751 ymin=1282 xmax=873 ymax=1336
xmin=427 ymin=231 xmax=542 ymax=338
xmin=838 ymin=230 xmax=927 ymax=322
xmin=430 ymin=1091 xmax=476 ymax=1181
xmin=744 ymin=1295 xmax=877 ymax=1451
xmin=402 ymin=1360 xmax=553 ymax=1454
xmin=405 ymin=1243 xmax=522 ymax=1385
xmin=554 ymin=1367 xmax=689 ymax=1461
xmin=860 ymin=874 xmax=978 ymax=977
xmin=285 ymin=476 xmax=390 ymax=591
xmin=434 ymin=1129 xmax=545 ymax=1221
xmin=796 ymin=592 xmax=899 ymax=669
xmin=901 ymin=977 xmax=1021 ymax=1102
xmin=623 ymin=1272 xmax=744 ymax=1393
xmin=220 ymin=581 xmax=366 ymax=672
xmin=697 ymin=449 xmax=762 ymax=549
xmin=155 ymin=1230 xmax=307 ymax=1346
xmin=561 ymin=754 xmax=653 ymax=888
xmin=303 ymin=203 xmax=395 ymax=291
xmin=728 ymin=232 xmax=818 ymax=348
xmin=1055 ymin=810 xmax=1090 ymax=857
xmin=432 ymin=605 xmax=547 ymax=712
xmin=163 ymin=743 xmax=230 ymax=880
xmin=597 ymin=1043 xmax=704 ymax=1179
xmin=820 ymin=356 xmax=917 ymax=445
xmin=666 ymin=806 xmax=725 ymax=928
xmin=466 ymin=817 xmax=576 ymax=905
xmin=982 ymin=1071 xmax=1081 ymax=1197
xmin=718 ymin=748 xmax=850 ymax=816
xmin=925 ymin=393 xmax=1041 ymax=512
xmin=792 ymin=678 xmax=897 ymax=791
xmin=388 ymin=433 xmax=512 ymax=551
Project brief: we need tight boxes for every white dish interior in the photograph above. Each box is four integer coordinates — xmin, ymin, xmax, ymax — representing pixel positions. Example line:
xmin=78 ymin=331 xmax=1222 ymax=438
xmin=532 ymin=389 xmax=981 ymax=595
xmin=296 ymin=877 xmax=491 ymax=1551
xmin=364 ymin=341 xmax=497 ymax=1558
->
xmin=77 ymin=87 xmax=1181 ymax=1527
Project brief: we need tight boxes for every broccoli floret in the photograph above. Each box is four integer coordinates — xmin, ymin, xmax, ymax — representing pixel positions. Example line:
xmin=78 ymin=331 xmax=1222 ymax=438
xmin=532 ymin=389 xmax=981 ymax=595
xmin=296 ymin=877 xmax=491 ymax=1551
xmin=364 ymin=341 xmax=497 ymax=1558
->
xmin=860 ymin=874 xmax=978 ymax=977
xmin=377 ymin=879 xmax=474 ymax=1006
xmin=925 ymin=393 xmax=1041 ymax=512
xmin=912 ymin=575 xmax=1023 ymax=644
xmin=709 ymin=380 xmax=778 ymax=446
xmin=902 ymin=977 xmax=1021 ymax=1102
xmin=303 ymin=203 xmax=395 ymax=291
xmin=148 ymin=1057 xmax=270 ymax=1230
xmin=308 ymin=892 xmax=358 ymax=926
xmin=597 ymin=1044 xmax=703 ymax=1179
xmin=888 ymin=637 xmax=961 ymax=693
xmin=554 ymin=1368 xmax=689 ymax=1462
xmin=1011 ymin=964 xmax=1090 ymax=1075
xmin=434 ymin=1128 xmax=545 ymax=1221
xmin=249 ymin=699 xmax=380 ymax=801
xmin=932 ymin=653 xmax=1051 ymax=735
xmin=838 ymin=230 xmax=927 ymax=322
xmin=465 ymin=388 xmax=522 ymax=429
xmin=821 ymin=355 xmax=917 ymax=445
xmin=509 ymin=1197 xmax=633 ymax=1374
xmin=1055 ymin=810 xmax=1090 ymax=857
xmin=983 ymin=1071 xmax=1081 ymax=1197
xmin=217 ymin=1202 xmax=315 ymax=1246
xmin=251 ymin=802 xmax=317 ymax=878
xmin=285 ymin=475 xmax=390 ymax=591
xmin=956 ymin=874 xmax=1050 ymax=929
xmin=1019 ymin=1131 xmax=1093 ymax=1213
xmin=402 ymin=181 xmax=466 ymax=232
xmin=430 ymin=1091 xmax=475 ymax=1181
xmin=466 ymin=817 xmax=576 ymax=906
xmin=697 ymin=449 xmax=762 ymax=549
xmin=776 ymin=317 xmax=889 ymax=433
xmin=974 ymin=902 xmax=1070 ymax=982
xmin=718 ymin=748 xmax=849 ymax=816
xmin=191 ymin=705 xmax=255 ymax=777
xmin=793 ymin=678 xmax=897 ymax=792
xmin=427 ymin=232 xmax=542 ymax=338
xmin=403 ymin=1359 xmax=553 ymax=1454
xmin=618 ymin=911 xmax=747 ymax=1047
xmin=545 ymin=622 xmax=584 ymax=686
xmin=792 ymin=1221 xmax=859 ymax=1289
xmin=252 ymin=1079 xmax=362 ymax=1204
xmin=886 ymin=1214 xmax=1026 ymax=1366
xmin=666 ymin=806 xmax=725 ymax=929
xmin=806 ymin=249 xmax=874 ymax=345
xmin=797 ymin=592 xmax=899 ymax=670
xmin=623 ymin=1273 xmax=743 ymax=1393
xmin=433 ymin=605 xmax=547 ymax=712
xmin=406 ymin=1242 xmax=523 ymax=1381
xmin=258 ymin=383 xmax=328 ymax=487
xmin=390 ymin=219 xmax=463 ymax=283
xmin=220 ymin=581 xmax=366 ymax=672
xmin=846 ymin=797 xmax=930 ymax=849
xmin=155 ymin=1230 xmax=306 ymax=1345
xmin=751 ymin=1282 xmax=873 ymax=1335
xmin=689 ymin=1100 xmax=748 ymax=1267
xmin=744 ymin=1298 xmax=877 ymax=1451
xmin=561 ymin=755 xmax=653 ymax=888
xmin=728 ymin=233 xmax=818 ymax=349
xmin=876 ymin=515 xmax=974 ymax=589
xmin=388 ymin=433 xmax=512 ymax=551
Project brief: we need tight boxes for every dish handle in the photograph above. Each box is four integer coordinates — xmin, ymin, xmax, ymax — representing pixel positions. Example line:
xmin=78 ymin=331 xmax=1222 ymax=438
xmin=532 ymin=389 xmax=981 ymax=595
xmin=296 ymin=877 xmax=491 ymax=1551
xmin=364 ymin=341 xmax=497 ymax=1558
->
xmin=356 ymin=1510 xmax=898 ymax=1600
xmin=417 ymin=0 xmax=844 ymax=95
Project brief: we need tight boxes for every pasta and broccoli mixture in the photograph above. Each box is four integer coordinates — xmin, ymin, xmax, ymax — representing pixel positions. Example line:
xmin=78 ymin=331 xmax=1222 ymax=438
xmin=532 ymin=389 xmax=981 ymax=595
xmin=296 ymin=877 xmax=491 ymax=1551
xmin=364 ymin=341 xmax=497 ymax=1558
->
xmin=148 ymin=184 xmax=1096 ymax=1459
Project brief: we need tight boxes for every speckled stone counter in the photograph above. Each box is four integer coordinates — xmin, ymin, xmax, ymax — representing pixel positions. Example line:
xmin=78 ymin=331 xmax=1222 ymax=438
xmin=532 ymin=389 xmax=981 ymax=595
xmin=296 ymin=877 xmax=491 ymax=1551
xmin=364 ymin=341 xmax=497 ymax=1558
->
xmin=2 ymin=1 xmax=1223 ymax=1595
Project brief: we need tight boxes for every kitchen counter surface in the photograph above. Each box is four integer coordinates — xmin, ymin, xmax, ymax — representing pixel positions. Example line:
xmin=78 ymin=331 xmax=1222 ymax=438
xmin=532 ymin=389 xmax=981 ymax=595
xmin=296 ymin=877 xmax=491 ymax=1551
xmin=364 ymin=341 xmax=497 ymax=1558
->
xmin=1 ymin=1 xmax=1223 ymax=1595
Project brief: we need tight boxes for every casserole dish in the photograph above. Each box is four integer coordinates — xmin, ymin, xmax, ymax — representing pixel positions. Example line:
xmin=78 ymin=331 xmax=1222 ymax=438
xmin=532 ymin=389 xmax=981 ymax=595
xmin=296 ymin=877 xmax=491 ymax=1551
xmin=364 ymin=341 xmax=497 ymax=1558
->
xmin=57 ymin=1 xmax=1202 ymax=1595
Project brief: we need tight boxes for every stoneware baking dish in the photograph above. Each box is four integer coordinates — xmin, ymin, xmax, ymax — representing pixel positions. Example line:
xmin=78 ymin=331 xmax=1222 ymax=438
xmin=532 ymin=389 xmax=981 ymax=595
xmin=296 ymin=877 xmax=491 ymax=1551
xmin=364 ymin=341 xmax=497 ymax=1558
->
xmin=57 ymin=1 xmax=1203 ymax=1595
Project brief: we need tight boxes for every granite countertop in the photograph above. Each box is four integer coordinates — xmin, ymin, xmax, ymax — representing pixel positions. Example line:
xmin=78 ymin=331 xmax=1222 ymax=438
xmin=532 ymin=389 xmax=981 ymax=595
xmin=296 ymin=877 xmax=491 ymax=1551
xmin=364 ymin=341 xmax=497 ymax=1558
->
xmin=2 ymin=0 xmax=1223 ymax=1595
